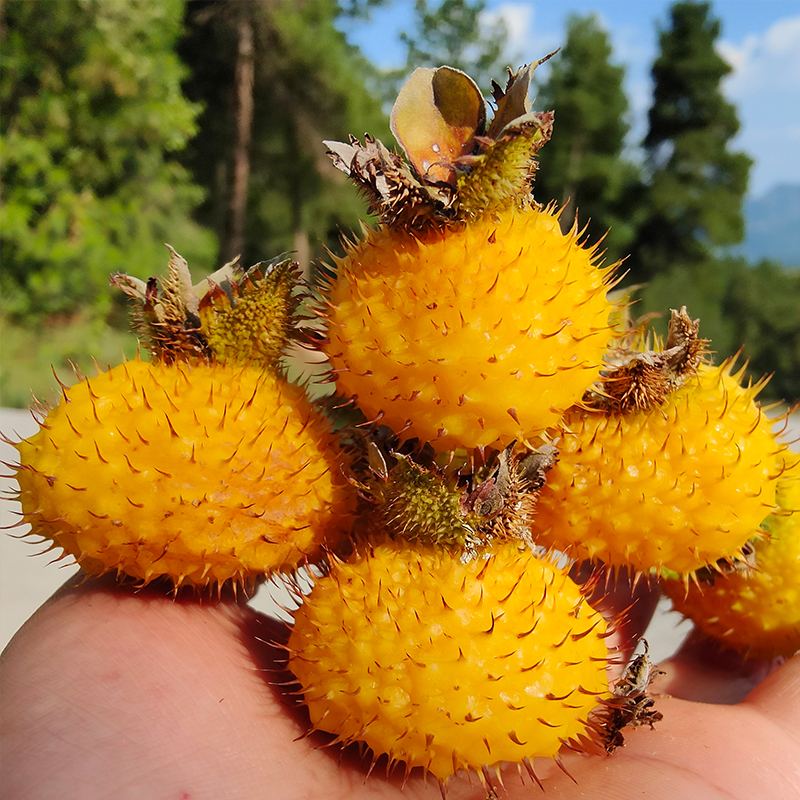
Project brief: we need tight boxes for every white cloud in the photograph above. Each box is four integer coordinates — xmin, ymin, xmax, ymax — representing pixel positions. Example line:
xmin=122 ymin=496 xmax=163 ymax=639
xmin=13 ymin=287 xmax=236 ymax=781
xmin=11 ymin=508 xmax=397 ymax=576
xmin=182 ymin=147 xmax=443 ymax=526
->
xmin=482 ymin=3 xmax=560 ymax=68
xmin=720 ymin=14 xmax=800 ymax=97
xmin=718 ymin=15 xmax=800 ymax=195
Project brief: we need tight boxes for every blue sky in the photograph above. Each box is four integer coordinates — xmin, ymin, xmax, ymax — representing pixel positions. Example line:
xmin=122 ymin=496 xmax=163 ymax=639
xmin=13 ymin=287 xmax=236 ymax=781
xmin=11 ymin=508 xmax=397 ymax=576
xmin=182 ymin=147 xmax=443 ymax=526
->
xmin=339 ymin=1 xmax=800 ymax=199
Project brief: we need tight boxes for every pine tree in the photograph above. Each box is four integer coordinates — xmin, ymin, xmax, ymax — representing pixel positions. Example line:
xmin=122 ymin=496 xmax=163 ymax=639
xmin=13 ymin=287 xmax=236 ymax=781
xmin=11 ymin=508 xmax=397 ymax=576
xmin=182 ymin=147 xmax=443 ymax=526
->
xmin=389 ymin=0 xmax=509 ymax=96
xmin=534 ymin=14 xmax=641 ymax=266
xmin=630 ymin=0 xmax=751 ymax=281
xmin=178 ymin=0 xmax=390 ymax=275
xmin=0 ymin=0 xmax=215 ymax=320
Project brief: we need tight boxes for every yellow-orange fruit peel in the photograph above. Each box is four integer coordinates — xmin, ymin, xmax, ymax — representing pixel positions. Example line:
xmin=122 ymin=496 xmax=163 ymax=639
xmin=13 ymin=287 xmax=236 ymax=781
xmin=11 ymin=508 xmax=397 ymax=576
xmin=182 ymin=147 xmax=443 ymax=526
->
xmin=533 ymin=361 xmax=786 ymax=574
xmin=665 ymin=456 xmax=800 ymax=658
xmin=13 ymin=359 xmax=355 ymax=589
xmin=323 ymin=205 xmax=615 ymax=451
xmin=288 ymin=537 xmax=611 ymax=784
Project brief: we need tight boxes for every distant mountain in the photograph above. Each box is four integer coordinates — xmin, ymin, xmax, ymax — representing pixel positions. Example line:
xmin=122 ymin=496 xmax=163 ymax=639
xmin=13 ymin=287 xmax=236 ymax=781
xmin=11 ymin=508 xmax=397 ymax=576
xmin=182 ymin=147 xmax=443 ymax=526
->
xmin=738 ymin=184 xmax=800 ymax=268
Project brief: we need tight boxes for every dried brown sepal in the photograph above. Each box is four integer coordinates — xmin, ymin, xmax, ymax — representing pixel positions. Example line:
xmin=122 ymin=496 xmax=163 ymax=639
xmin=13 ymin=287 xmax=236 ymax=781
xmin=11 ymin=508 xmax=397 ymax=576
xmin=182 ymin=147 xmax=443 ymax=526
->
xmin=585 ymin=306 xmax=710 ymax=413
xmin=599 ymin=641 xmax=663 ymax=754
xmin=664 ymin=305 xmax=709 ymax=379
xmin=518 ymin=443 xmax=560 ymax=489
xmin=325 ymin=134 xmax=456 ymax=230
xmin=111 ymin=245 xmax=208 ymax=364
xmin=461 ymin=442 xmax=558 ymax=544
xmin=486 ymin=52 xmax=558 ymax=139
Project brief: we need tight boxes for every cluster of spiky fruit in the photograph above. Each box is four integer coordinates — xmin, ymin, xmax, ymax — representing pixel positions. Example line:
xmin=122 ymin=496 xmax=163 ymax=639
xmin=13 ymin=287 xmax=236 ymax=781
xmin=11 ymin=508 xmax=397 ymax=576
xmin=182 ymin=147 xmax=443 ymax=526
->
xmin=8 ymin=55 xmax=800 ymax=795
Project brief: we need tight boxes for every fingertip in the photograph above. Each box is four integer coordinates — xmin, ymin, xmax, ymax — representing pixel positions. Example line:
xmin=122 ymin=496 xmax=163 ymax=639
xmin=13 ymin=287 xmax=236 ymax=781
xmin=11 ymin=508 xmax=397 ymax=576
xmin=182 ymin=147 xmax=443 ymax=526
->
xmin=571 ymin=562 xmax=662 ymax=664
xmin=742 ymin=650 xmax=800 ymax=735
xmin=649 ymin=628 xmax=782 ymax=705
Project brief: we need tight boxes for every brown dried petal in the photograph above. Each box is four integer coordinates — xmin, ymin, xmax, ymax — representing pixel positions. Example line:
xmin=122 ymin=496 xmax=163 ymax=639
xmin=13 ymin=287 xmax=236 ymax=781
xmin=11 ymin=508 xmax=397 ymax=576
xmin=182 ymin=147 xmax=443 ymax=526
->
xmin=487 ymin=52 xmax=558 ymax=140
xmin=325 ymin=135 xmax=456 ymax=228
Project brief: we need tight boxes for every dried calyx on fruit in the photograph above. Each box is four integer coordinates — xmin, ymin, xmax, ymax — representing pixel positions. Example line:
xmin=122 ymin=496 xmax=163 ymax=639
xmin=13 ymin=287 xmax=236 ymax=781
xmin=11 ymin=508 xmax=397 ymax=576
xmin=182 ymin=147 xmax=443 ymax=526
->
xmin=360 ymin=438 xmax=558 ymax=551
xmin=11 ymin=248 xmax=355 ymax=592
xmin=320 ymin=57 xmax=619 ymax=452
xmin=532 ymin=307 xmax=793 ymax=577
xmin=325 ymin=56 xmax=556 ymax=229
xmin=111 ymin=247 xmax=302 ymax=369
xmin=584 ymin=306 xmax=710 ymax=413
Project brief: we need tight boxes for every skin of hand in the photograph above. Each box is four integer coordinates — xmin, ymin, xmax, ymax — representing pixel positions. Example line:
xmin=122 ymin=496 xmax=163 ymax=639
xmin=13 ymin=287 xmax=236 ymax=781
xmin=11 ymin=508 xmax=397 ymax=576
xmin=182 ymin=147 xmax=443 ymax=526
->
xmin=2 ymin=573 xmax=799 ymax=800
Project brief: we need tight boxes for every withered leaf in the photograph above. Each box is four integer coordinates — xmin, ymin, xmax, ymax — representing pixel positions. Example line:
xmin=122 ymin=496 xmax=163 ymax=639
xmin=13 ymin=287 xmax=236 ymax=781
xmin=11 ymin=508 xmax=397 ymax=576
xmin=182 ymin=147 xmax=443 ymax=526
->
xmin=464 ymin=442 xmax=516 ymax=519
xmin=111 ymin=245 xmax=207 ymax=363
xmin=390 ymin=66 xmax=485 ymax=185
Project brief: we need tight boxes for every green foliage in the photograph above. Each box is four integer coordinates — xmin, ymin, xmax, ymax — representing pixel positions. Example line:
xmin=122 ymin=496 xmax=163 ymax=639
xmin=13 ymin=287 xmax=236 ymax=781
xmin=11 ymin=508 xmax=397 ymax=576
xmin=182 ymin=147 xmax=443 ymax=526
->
xmin=629 ymin=1 xmax=751 ymax=281
xmin=387 ymin=0 xmax=508 ymax=97
xmin=1 ymin=0 xmax=217 ymax=322
xmin=534 ymin=14 xmax=642 ymax=266
xmin=722 ymin=259 xmax=800 ymax=402
xmin=179 ymin=0 xmax=390 ymax=272
xmin=0 ymin=314 xmax=139 ymax=409
xmin=637 ymin=257 xmax=800 ymax=402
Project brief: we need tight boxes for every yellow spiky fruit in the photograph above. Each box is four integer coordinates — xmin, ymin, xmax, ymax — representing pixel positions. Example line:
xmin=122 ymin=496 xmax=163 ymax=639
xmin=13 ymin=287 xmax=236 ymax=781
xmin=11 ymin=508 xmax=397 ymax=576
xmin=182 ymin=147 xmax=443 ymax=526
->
xmin=664 ymin=456 xmax=800 ymax=658
xmin=532 ymin=361 xmax=787 ymax=575
xmin=288 ymin=536 xmax=612 ymax=786
xmin=13 ymin=358 xmax=355 ymax=589
xmin=324 ymin=205 xmax=615 ymax=451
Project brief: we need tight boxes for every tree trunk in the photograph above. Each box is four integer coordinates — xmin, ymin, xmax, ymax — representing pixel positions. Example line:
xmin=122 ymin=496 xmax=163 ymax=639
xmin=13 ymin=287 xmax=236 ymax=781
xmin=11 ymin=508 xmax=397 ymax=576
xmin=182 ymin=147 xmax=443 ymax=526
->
xmin=220 ymin=9 xmax=254 ymax=266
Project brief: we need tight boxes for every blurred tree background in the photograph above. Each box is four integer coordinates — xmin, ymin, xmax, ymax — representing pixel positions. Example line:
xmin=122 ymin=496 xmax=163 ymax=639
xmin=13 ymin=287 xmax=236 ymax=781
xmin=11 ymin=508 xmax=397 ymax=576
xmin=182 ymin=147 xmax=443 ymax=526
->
xmin=1 ymin=0 xmax=799 ymax=408
xmin=177 ymin=0 xmax=389 ymax=272
xmin=1 ymin=0 xmax=216 ymax=406
xmin=533 ymin=13 xmax=642 ymax=267
xmin=382 ymin=0 xmax=509 ymax=97
xmin=627 ymin=1 xmax=794 ymax=395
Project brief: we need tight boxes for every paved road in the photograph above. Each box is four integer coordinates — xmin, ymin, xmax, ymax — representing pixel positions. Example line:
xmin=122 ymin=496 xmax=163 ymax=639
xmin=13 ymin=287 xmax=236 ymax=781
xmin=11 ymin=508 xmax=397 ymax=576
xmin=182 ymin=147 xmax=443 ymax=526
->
xmin=2 ymin=407 xmax=797 ymax=658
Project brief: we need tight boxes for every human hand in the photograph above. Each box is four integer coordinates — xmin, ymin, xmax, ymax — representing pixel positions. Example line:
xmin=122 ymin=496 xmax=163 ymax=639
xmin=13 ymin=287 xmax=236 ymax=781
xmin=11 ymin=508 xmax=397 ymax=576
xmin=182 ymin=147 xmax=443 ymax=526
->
xmin=2 ymin=573 xmax=799 ymax=800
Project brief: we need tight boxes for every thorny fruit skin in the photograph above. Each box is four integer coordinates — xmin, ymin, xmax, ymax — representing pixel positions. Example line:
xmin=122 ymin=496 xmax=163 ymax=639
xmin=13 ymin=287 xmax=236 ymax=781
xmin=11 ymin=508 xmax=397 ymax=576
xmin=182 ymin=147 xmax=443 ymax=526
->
xmin=665 ymin=458 xmax=800 ymax=658
xmin=14 ymin=359 xmax=355 ymax=589
xmin=288 ymin=537 xmax=611 ymax=784
xmin=532 ymin=361 xmax=787 ymax=575
xmin=323 ymin=205 xmax=615 ymax=451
